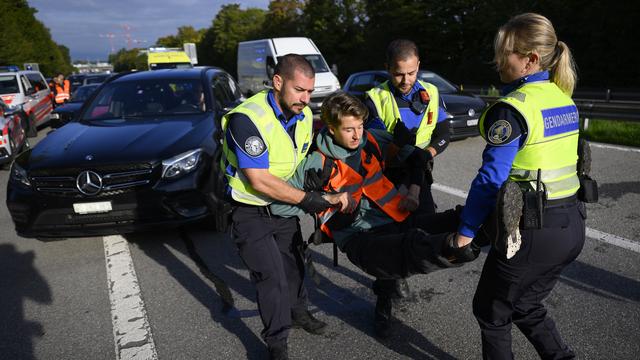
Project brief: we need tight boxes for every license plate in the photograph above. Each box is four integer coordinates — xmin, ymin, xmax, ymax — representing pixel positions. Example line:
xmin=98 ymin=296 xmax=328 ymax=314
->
xmin=467 ymin=119 xmax=479 ymax=126
xmin=73 ymin=201 xmax=112 ymax=214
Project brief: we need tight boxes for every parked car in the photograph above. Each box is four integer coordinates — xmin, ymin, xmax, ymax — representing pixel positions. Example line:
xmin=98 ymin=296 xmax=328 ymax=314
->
xmin=50 ymin=84 xmax=101 ymax=128
xmin=67 ymin=74 xmax=87 ymax=92
xmin=343 ymin=70 xmax=487 ymax=139
xmin=0 ymin=67 xmax=53 ymax=136
xmin=6 ymin=67 xmax=243 ymax=238
xmin=0 ymin=99 xmax=29 ymax=168
xmin=237 ymin=37 xmax=341 ymax=113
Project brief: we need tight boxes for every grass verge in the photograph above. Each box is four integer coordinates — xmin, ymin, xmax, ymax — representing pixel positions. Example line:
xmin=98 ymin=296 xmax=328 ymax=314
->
xmin=581 ymin=118 xmax=640 ymax=147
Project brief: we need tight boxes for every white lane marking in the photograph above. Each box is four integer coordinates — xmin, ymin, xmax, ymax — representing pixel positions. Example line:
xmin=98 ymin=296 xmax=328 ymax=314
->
xmin=432 ymin=182 xmax=640 ymax=253
xmin=590 ymin=142 xmax=640 ymax=153
xmin=104 ymin=235 xmax=158 ymax=360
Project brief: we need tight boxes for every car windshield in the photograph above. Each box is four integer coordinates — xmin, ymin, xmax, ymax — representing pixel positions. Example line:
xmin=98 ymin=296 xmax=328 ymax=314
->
xmin=418 ymin=72 xmax=458 ymax=94
xmin=82 ymin=79 xmax=206 ymax=121
xmin=0 ymin=75 xmax=19 ymax=95
xmin=303 ymin=55 xmax=329 ymax=73
xmin=70 ymin=85 xmax=99 ymax=102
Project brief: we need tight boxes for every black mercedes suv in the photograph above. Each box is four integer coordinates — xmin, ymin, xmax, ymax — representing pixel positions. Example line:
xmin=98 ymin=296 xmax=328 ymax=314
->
xmin=6 ymin=67 xmax=243 ymax=238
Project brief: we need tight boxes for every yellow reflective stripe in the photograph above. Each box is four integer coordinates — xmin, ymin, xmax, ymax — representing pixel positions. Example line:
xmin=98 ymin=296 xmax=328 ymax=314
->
xmin=231 ymin=188 xmax=271 ymax=205
xmin=510 ymin=164 xmax=576 ymax=181
xmin=243 ymin=101 xmax=266 ymax=118
xmin=540 ymin=176 xmax=580 ymax=200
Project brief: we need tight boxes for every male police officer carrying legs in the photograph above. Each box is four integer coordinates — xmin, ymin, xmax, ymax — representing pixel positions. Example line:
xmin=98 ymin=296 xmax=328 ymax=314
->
xmin=364 ymin=39 xmax=453 ymax=300
xmin=221 ymin=54 xmax=352 ymax=360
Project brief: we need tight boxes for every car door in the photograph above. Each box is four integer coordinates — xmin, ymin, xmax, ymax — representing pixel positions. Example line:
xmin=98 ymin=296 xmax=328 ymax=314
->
xmin=25 ymin=73 xmax=53 ymax=125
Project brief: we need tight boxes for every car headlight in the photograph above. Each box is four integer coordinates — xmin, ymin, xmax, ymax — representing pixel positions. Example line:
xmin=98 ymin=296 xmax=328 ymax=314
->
xmin=445 ymin=110 xmax=454 ymax=119
xmin=50 ymin=113 xmax=60 ymax=119
xmin=333 ymin=78 xmax=341 ymax=91
xmin=11 ymin=163 xmax=31 ymax=187
xmin=161 ymin=149 xmax=202 ymax=179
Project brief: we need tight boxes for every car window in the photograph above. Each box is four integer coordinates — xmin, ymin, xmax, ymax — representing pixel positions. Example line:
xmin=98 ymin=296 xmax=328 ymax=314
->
xmin=211 ymin=74 xmax=236 ymax=110
xmin=302 ymin=54 xmax=329 ymax=73
xmin=373 ymin=74 xmax=388 ymax=87
xmin=20 ymin=75 xmax=32 ymax=94
xmin=82 ymin=79 xmax=206 ymax=121
xmin=225 ymin=75 xmax=242 ymax=100
xmin=71 ymin=85 xmax=99 ymax=102
xmin=418 ymin=72 xmax=457 ymax=94
xmin=26 ymin=73 xmax=47 ymax=92
xmin=349 ymin=74 xmax=375 ymax=92
xmin=0 ymin=75 xmax=19 ymax=95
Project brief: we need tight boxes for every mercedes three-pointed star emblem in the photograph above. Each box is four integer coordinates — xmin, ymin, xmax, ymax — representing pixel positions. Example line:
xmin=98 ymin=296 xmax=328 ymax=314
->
xmin=76 ymin=170 xmax=103 ymax=196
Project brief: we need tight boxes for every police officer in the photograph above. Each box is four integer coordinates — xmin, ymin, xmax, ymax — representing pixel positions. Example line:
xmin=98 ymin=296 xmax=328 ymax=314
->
xmin=270 ymin=92 xmax=478 ymax=339
xmin=365 ymin=39 xmax=451 ymax=215
xmin=221 ymin=54 xmax=351 ymax=360
xmin=454 ymin=13 xmax=586 ymax=359
xmin=365 ymin=39 xmax=452 ymax=302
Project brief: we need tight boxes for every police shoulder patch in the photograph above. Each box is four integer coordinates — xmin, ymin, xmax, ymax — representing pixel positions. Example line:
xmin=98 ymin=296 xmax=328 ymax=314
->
xmin=244 ymin=136 xmax=265 ymax=156
xmin=487 ymin=119 xmax=513 ymax=145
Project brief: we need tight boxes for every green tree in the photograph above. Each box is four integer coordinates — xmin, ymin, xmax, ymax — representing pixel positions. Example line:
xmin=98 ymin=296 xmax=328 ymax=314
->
xmin=108 ymin=48 xmax=147 ymax=72
xmin=198 ymin=4 xmax=266 ymax=75
xmin=0 ymin=0 xmax=73 ymax=76
xmin=263 ymin=0 xmax=305 ymax=38
xmin=156 ymin=25 xmax=206 ymax=48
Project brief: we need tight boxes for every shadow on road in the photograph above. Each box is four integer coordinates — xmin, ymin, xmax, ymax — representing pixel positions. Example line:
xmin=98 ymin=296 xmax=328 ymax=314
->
xmin=0 ymin=244 xmax=52 ymax=360
xmin=126 ymin=230 xmax=265 ymax=360
xmin=560 ymin=259 xmax=640 ymax=303
xmin=598 ymin=181 xmax=640 ymax=201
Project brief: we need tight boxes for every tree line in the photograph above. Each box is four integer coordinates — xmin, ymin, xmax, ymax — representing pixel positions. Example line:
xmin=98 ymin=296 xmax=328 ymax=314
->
xmin=156 ymin=0 xmax=638 ymax=89
xmin=0 ymin=0 xmax=74 ymax=76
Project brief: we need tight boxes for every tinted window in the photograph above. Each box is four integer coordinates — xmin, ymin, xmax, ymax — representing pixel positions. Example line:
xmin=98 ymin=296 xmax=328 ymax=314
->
xmin=26 ymin=73 xmax=47 ymax=91
xmin=70 ymin=85 xmax=99 ymax=102
xmin=349 ymin=74 xmax=374 ymax=92
xmin=418 ymin=72 xmax=457 ymax=94
xmin=82 ymin=79 xmax=206 ymax=121
xmin=302 ymin=54 xmax=329 ymax=73
xmin=0 ymin=75 xmax=19 ymax=95
xmin=211 ymin=75 xmax=236 ymax=110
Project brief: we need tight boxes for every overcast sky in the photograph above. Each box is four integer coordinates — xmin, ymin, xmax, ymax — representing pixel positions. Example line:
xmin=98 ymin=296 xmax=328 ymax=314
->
xmin=30 ymin=0 xmax=269 ymax=61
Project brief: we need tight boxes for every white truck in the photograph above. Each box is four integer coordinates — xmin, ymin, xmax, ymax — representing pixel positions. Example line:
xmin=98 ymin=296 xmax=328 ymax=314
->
xmin=237 ymin=37 xmax=340 ymax=113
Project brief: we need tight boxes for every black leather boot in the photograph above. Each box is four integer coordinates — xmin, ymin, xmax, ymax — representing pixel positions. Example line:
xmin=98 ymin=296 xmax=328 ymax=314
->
xmin=291 ymin=309 xmax=327 ymax=335
xmin=268 ymin=340 xmax=289 ymax=360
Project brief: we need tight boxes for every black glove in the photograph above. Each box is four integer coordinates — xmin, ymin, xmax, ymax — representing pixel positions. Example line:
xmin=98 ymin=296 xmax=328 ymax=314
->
xmin=298 ymin=191 xmax=332 ymax=213
xmin=442 ymin=233 xmax=481 ymax=264
xmin=393 ymin=121 xmax=416 ymax=147
xmin=303 ymin=168 xmax=331 ymax=192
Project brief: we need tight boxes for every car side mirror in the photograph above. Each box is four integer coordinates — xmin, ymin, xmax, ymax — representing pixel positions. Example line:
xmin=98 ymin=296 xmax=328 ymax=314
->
xmin=26 ymin=87 xmax=37 ymax=96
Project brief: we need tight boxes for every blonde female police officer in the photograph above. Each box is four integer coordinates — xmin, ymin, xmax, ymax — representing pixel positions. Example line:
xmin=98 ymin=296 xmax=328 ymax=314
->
xmin=454 ymin=13 xmax=586 ymax=359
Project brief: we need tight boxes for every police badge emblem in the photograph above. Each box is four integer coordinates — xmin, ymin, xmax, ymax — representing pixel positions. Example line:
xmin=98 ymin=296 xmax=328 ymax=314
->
xmin=487 ymin=120 xmax=512 ymax=144
xmin=245 ymin=136 xmax=265 ymax=156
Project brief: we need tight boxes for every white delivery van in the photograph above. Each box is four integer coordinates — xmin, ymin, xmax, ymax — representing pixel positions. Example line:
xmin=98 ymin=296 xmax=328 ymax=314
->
xmin=237 ymin=37 xmax=341 ymax=113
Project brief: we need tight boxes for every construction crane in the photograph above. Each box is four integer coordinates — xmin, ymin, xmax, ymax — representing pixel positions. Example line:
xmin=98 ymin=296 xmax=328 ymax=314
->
xmin=99 ymin=33 xmax=116 ymax=53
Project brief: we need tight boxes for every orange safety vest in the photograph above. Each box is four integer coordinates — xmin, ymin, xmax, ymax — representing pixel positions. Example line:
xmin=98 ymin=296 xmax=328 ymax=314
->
xmin=317 ymin=131 xmax=410 ymax=238
xmin=54 ymin=79 xmax=70 ymax=104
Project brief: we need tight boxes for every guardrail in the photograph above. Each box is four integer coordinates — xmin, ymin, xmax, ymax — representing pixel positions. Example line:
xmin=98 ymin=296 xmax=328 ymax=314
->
xmin=477 ymin=95 xmax=640 ymax=123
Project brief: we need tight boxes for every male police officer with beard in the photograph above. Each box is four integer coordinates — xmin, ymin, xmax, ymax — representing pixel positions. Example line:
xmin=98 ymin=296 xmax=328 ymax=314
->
xmin=221 ymin=54 xmax=352 ymax=360
xmin=365 ymin=39 xmax=452 ymax=299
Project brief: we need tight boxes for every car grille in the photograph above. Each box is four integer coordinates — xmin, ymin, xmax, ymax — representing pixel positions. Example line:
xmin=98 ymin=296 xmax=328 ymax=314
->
xmin=30 ymin=164 xmax=155 ymax=197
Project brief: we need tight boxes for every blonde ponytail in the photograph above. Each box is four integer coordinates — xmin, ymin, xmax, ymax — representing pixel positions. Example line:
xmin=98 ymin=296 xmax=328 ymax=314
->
xmin=550 ymin=41 xmax=578 ymax=96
